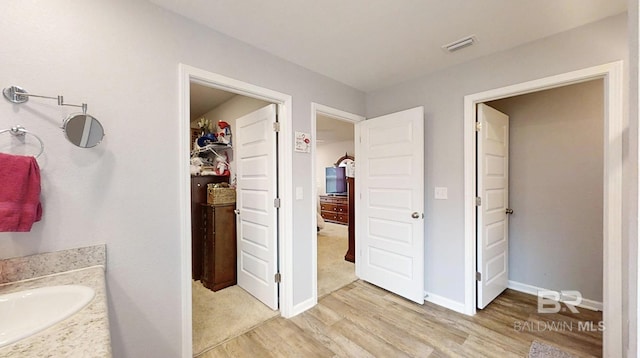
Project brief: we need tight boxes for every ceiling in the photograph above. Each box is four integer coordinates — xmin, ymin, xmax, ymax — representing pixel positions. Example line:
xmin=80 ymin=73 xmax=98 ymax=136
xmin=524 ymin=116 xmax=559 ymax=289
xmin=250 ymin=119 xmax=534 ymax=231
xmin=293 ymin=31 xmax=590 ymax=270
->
xmin=189 ymin=83 xmax=236 ymax=120
xmin=149 ymin=0 xmax=626 ymax=92
xmin=316 ymin=114 xmax=355 ymax=144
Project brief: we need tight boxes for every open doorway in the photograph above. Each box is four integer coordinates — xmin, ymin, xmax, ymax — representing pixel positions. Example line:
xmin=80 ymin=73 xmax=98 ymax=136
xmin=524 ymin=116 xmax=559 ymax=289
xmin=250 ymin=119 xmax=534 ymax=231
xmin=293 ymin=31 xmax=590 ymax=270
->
xmin=188 ymin=83 xmax=280 ymax=356
xmin=482 ymin=80 xmax=604 ymax=309
xmin=311 ymin=104 xmax=364 ymax=302
xmin=179 ymin=65 xmax=295 ymax=358
xmin=474 ymin=80 xmax=604 ymax=356
xmin=463 ymin=61 xmax=623 ymax=357
xmin=315 ymin=114 xmax=357 ymax=296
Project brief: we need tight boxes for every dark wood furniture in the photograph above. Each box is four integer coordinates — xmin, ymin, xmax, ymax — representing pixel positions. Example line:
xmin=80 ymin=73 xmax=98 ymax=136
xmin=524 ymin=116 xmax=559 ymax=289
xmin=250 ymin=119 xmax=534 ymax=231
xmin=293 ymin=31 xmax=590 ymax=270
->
xmin=191 ymin=175 xmax=228 ymax=280
xmin=201 ymin=203 xmax=237 ymax=291
xmin=345 ymin=177 xmax=355 ymax=263
xmin=320 ymin=195 xmax=349 ymax=225
xmin=319 ymin=153 xmax=356 ymax=263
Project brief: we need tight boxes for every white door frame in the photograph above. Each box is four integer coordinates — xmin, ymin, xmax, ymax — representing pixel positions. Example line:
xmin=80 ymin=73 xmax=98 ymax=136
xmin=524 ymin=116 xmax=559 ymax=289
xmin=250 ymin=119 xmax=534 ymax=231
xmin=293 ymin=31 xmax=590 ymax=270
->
xmin=463 ymin=61 xmax=623 ymax=357
xmin=179 ymin=64 xmax=294 ymax=358
xmin=310 ymin=103 xmax=364 ymax=305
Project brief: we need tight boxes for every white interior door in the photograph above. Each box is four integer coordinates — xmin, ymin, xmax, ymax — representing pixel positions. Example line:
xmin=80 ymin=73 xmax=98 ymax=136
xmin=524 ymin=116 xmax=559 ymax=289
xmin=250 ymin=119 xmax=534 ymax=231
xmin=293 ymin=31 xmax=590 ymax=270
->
xmin=477 ymin=103 xmax=510 ymax=309
xmin=235 ymin=104 xmax=278 ymax=310
xmin=356 ymin=107 xmax=424 ymax=304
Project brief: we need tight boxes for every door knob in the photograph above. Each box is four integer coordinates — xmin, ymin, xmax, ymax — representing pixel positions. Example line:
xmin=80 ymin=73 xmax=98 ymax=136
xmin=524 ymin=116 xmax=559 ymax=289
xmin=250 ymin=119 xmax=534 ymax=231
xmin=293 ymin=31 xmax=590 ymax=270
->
xmin=411 ymin=212 xmax=420 ymax=219
xmin=505 ymin=208 xmax=514 ymax=215
xmin=234 ymin=209 xmax=240 ymax=215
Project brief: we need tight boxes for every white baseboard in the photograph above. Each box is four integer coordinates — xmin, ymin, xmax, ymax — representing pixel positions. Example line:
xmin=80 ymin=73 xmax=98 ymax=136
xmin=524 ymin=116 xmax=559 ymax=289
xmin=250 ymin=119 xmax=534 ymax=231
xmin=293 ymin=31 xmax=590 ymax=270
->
xmin=290 ymin=296 xmax=317 ymax=317
xmin=424 ymin=291 xmax=466 ymax=314
xmin=508 ymin=280 xmax=602 ymax=311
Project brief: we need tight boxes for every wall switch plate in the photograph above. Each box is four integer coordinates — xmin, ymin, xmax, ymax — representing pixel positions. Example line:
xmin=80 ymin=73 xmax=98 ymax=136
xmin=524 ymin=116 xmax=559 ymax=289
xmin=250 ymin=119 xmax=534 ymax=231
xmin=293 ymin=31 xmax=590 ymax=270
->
xmin=296 ymin=186 xmax=303 ymax=200
xmin=434 ymin=187 xmax=448 ymax=200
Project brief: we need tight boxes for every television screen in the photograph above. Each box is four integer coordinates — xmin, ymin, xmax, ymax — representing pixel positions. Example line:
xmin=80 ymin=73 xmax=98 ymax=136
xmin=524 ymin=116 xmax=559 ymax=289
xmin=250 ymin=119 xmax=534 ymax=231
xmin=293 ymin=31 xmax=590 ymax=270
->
xmin=326 ymin=167 xmax=347 ymax=194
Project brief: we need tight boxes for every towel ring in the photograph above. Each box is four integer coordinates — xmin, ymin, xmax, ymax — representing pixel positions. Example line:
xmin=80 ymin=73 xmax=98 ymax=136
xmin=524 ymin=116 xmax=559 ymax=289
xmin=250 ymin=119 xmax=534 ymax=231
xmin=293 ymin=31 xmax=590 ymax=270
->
xmin=0 ymin=125 xmax=44 ymax=158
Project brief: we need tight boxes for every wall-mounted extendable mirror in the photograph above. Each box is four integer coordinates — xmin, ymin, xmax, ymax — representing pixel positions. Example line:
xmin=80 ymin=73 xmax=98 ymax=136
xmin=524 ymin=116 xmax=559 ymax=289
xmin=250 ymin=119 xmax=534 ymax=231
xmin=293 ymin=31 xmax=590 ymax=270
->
xmin=3 ymin=85 xmax=105 ymax=148
xmin=62 ymin=113 xmax=105 ymax=148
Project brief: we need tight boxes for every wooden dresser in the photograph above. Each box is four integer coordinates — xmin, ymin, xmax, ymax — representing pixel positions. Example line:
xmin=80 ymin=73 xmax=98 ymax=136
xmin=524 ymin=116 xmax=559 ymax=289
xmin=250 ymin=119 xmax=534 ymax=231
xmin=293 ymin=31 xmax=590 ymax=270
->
xmin=191 ymin=175 xmax=229 ymax=281
xmin=320 ymin=195 xmax=349 ymax=225
xmin=201 ymin=203 xmax=237 ymax=291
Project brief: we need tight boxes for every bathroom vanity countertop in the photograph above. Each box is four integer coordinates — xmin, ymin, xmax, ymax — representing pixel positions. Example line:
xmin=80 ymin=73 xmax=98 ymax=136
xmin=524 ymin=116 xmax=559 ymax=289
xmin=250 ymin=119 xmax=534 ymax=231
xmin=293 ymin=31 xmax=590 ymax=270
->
xmin=0 ymin=266 xmax=111 ymax=357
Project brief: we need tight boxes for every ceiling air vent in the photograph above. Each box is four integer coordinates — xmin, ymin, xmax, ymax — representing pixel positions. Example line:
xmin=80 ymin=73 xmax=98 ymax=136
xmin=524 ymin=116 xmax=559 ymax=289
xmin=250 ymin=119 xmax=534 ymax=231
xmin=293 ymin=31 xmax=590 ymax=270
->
xmin=442 ymin=35 xmax=476 ymax=53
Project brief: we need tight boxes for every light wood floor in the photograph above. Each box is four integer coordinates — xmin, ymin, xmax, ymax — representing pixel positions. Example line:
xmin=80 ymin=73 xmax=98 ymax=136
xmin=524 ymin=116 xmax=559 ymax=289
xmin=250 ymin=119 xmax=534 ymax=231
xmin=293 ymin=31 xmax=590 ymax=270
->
xmin=200 ymin=280 xmax=602 ymax=357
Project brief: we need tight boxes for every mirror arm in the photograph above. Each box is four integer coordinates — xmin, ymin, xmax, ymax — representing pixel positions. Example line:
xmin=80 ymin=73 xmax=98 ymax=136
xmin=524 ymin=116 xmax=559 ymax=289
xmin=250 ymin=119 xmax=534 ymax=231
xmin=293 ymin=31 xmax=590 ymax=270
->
xmin=3 ymin=85 xmax=104 ymax=148
xmin=57 ymin=96 xmax=88 ymax=113
xmin=3 ymin=85 xmax=88 ymax=113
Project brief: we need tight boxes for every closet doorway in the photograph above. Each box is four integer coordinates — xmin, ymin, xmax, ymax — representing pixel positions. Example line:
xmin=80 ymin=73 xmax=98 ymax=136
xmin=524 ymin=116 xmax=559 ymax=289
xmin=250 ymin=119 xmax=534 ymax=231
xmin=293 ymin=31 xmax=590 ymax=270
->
xmin=463 ymin=62 xmax=623 ymax=357
xmin=473 ymin=81 xmax=606 ymax=354
xmin=311 ymin=104 xmax=364 ymax=302
xmin=188 ymin=83 xmax=279 ymax=356
xmin=179 ymin=65 xmax=294 ymax=358
xmin=477 ymin=81 xmax=605 ymax=311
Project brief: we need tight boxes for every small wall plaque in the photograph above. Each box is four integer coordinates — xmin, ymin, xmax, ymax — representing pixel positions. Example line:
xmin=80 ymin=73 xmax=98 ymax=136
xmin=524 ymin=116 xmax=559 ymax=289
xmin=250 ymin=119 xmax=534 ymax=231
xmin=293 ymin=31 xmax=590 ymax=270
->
xmin=294 ymin=131 xmax=311 ymax=153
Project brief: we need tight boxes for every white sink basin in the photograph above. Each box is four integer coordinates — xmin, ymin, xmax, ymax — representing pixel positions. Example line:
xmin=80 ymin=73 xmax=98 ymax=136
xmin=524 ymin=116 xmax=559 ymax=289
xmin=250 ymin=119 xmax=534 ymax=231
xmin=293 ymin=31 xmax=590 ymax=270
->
xmin=0 ymin=285 xmax=95 ymax=348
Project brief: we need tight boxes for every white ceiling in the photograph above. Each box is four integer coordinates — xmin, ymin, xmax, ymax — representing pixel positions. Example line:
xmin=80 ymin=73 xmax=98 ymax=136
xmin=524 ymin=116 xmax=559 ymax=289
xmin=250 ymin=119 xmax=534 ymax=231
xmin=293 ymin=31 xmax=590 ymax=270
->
xmin=189 ymin=83 xmax=236 ymax=120
xmin=316 ymin=114 xmax=355 ymax=144
xmin=152 ymin=0 xmax=627 ymax=92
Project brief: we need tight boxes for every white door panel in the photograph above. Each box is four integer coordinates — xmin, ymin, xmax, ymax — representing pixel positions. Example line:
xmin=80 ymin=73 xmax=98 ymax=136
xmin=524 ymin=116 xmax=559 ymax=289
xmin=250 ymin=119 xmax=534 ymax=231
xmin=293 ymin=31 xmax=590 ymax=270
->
xmin=477 ymin=103 xmax=509 ymax=309
xmin=356 ymin=107 xmax=424 ymax=304
xmin=236 ymin=104 xmax=278 ymax=310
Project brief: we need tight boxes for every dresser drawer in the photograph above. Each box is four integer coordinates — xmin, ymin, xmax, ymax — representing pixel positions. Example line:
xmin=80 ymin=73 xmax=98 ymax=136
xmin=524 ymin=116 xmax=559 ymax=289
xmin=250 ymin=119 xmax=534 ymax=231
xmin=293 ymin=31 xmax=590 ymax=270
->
xmin=335 ymin=205 xmax=348 ymax=214
xmin=320 ymin=203 xmax=337 ymax=212
xmin=321 ymin=211 xmax=338 ymax=221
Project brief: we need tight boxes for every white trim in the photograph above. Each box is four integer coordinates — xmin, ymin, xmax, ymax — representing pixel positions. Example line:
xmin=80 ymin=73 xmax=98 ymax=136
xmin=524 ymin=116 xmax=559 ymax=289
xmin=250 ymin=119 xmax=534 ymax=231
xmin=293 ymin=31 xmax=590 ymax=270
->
xmin=508 ymin=280 xmax=603 ymax=312
xmin=425 ymin=291 xmax=466 ymax=314
xmin=310 ymin=103 xmax=365 ymax=307
xmin=178 ymin=64 xmax=294 ymax=358
xmin=463 ymin=61 xmax=624 ymax=357
xmin=178 ymin=65 xmax=192 ymax=358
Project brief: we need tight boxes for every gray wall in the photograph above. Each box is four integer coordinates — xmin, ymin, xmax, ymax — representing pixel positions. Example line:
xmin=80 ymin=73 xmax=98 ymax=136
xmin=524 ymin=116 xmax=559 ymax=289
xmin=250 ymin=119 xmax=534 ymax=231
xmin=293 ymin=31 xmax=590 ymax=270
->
xmin=0 ymin=1 xmax=365 ymax=356
xmin=366 ymin=13 xmax=629 ymax=305
xmin=488 ymin=80 xmax=604 ymax=302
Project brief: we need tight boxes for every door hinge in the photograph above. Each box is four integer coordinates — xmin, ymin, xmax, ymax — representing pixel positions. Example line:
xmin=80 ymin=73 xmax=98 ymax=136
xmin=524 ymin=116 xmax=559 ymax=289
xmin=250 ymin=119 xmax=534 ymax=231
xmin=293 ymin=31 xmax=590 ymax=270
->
xmin=475 ymin=197 xmax=482 ymax=206
xmin=275 ymin=272 xmax=281 ymax=283
xmin=476 ymin=272 xmax=482 ymax=281
xmin=273 ymin=122 xmax=280 ymax=132
xmin=475 ymin=122 xmax=482 ymax=131
xmin=274 ymin=197 xmax=281 ymax=208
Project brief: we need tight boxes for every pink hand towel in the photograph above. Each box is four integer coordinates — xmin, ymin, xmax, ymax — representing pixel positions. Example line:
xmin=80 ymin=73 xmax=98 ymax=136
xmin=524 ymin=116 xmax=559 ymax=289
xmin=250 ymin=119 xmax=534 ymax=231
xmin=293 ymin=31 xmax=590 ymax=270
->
xmin=0 ymin=153 xmax=42 ymax=232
